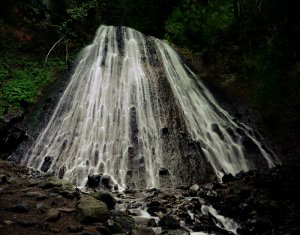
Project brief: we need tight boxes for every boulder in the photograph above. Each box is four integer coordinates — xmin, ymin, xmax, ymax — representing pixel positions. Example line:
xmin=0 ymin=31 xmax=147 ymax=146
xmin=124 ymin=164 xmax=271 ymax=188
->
xmin=87 ymin=174 xmax=102 ymax=188
xmin=40 ymin=156 xmax=53 ymax=172
xmin=91 ymin=190 xmax=116 ymax=209
xmin=158 ymin=215 xmax=180 ymax=229
xmin=77 ymin=195 xmax=109 ymax=223
xmin=107 ymin=210 xmax=136 ymax=233
xmin=45 ymin=208 xmax=61 ymax=222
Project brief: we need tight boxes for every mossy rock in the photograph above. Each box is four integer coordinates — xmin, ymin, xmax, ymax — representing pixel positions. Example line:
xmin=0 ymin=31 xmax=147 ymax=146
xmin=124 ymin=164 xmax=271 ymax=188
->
xmin=91 ymin=190 xmax=116 ymax=209
xmin=107 ymin=210 xmax=135 ymax=233
xmin=77 ymin=195 xmax=109 ymax=223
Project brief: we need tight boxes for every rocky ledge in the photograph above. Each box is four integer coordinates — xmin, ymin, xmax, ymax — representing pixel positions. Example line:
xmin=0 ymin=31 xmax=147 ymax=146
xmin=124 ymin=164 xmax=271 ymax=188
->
xmin=0 ymin=159 xmax=299 ymax=235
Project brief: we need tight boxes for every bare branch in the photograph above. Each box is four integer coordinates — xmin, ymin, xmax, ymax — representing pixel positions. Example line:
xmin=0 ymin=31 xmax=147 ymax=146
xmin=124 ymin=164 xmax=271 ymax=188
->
xmin=44 ymin=35 xmax=66 ymax=67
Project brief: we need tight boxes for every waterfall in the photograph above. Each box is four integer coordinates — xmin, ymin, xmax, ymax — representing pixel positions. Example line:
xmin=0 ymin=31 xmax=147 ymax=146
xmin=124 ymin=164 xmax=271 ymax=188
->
xmin=22 ymin=26 xmax=278 ymax=189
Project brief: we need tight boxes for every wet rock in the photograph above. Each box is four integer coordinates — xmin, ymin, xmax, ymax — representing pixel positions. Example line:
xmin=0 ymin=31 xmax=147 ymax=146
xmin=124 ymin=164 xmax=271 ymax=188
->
xmin=134 ymin=226 xmax=157 ymax=235
xmin=133 ymin=216 xmax=157 ymax=227
xmin=101 ymin=175 xmax=113 ymax=190
xmin=241 ymin=136 xmax=259 ymax=154
xmin=146 ymin=201 xmax=167 ymax=216
xmin=162 ymin=228 xmax=189 ymax=235
xmin=160 ymin=127 xmax=170 ymax=136
xmin=91 ymin=190 xmax=116 ymax=209
xmin=40 ymin=156 xmax=53 ymax=172
xmin=128 ymin=202 xmax=142 ymax=209
xmin=45 ymin=208 xmax=61 ymax=222
xmin=159 ymin=215 xmax=180 ymax=229
xmin=0 ymin=111 xmax=27 ymax=160
xmin=107 ymin=210 xmax=135 ymax=233
xmin=6 ymin=202 xmax=29 ymax=213
xmin=87 ymin=174 xmax=102 ymax=188
xmin=211 ymin=123 xmax=224 ymax=140
xmin=148 ymin=218 xmax=157 ymax=227
xmin=77 ymin=195 xmax=109 ymax=223
xmin=58 ymin=166 xmax=66 ymax=179
xmin=222 ymin=173 xmax=235 ymax=183
xmin=39 ymin=177 xmax=63 ymax=189
xmin=188 ymin=184 xmax=200 ymax=196
xmin=159 ymin=167 xmax=169 ymax=176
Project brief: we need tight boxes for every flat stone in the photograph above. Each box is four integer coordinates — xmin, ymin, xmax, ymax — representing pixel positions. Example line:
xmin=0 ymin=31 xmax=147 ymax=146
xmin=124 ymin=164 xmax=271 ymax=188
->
xmin=108 ymin=211 xmax=135 ymax=233
xmin=3 ymin=221 xmax=14 ymax=226
xmin=45 ymin=208 xmax=61 ymax=222
xmin=39 ymin=177 xmax=63 ymax=189
xmin=58 ymin=207 xmax=76 ymax=214
xmin=77 ymin=195 xmax=109 ymax=223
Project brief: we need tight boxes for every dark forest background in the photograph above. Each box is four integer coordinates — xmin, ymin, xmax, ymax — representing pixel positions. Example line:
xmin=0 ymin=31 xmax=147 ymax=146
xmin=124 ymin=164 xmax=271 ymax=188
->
xmin=0 ymin=0 xmax=299 ymax=161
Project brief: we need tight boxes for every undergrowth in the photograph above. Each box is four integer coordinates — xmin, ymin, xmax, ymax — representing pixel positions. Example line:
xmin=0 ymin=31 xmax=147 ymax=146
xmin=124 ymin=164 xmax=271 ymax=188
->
xmin=0 ymin=56 xmax=66 ymax=117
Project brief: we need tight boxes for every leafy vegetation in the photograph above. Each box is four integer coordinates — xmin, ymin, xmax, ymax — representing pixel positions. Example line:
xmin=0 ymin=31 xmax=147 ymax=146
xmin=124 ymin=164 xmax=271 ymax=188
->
xmin=0 ymin=56 xmax=65 ymax=116
xmin=165 ymin=0 xmax=234 ymax=49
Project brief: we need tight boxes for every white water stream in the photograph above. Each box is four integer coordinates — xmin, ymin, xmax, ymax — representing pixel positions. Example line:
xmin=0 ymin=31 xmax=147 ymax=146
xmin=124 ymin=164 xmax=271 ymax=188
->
xmin=22 ymin=25 xmax=277 ymax=189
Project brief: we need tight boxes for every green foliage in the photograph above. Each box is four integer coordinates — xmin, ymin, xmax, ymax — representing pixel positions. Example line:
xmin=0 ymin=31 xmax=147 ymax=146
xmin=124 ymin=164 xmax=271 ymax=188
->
xmin=165 ymin=0 xmax=234 ymax=49
xmin=240 ymin=45 xmax=284 ymax=106
xmin=0 ymin=57 xmax=65 ymax=117
xmin=0 ymin=66 xmax=8 ymax=83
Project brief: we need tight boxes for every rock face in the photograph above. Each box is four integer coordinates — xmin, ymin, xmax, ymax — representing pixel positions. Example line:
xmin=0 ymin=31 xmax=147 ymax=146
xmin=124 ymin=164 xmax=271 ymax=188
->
xmin=77 ymin=195 xmax=109 ymax=223
xmin=0 ymin=111 xmax=27 ymax=160
xmin=107 ymin=211 xmax=136 ymax=233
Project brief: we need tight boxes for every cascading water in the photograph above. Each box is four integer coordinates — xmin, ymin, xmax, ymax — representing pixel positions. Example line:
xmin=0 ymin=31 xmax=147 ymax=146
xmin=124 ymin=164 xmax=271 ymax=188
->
xmin=22 ymin=25 xmax=278 ymax=189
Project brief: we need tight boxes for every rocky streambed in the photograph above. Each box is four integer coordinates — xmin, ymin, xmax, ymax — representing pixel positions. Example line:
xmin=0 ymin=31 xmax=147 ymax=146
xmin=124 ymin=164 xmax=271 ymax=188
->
xmin=0 ymin=159 xmax=299 ymax=235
